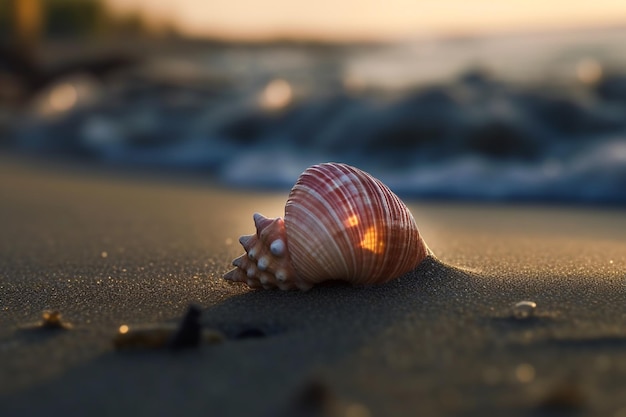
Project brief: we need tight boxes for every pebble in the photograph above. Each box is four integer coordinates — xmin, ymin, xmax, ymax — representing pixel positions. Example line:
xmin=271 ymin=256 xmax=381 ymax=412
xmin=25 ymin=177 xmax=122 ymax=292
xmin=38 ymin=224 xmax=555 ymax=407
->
xmin=169 ymin=304 xmax=202 ymax=349
xmin=40 ymin=310 xmax=72 ymax=330
xmin=511 ymin=300 xmax=537 ymax=320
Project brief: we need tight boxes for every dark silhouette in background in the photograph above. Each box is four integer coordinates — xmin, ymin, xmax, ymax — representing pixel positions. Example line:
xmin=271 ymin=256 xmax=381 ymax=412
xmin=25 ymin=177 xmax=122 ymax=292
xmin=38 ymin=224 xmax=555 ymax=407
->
xmin=0 ymin=0 xmax=138 ymax=106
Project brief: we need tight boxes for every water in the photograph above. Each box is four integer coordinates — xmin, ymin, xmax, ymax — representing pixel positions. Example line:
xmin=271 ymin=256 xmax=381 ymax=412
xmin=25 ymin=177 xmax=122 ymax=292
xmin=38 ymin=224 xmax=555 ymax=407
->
xmin=4 ymin=28 xmax=626 ymax=204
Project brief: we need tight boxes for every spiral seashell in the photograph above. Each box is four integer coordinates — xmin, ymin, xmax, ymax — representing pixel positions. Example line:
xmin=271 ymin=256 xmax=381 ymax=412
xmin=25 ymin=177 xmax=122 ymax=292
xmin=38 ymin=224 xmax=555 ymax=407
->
xmin=223 ymin=163 xmax=430 ymax=290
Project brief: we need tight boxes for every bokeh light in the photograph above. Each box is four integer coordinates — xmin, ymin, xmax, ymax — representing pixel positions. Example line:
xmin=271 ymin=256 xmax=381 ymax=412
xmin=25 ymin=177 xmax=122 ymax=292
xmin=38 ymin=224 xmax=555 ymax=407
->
xmin=260 ymin=79 xmax=293 ymax=110
xmin=49 ymin=83 xmax=78 ymax=112
xmin=576 ymin=58 xmax=603 ymax=85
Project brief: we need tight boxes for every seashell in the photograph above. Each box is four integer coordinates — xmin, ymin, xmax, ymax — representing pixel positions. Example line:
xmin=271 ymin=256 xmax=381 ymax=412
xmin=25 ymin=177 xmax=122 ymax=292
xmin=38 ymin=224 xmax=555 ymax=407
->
xmin=223 ymin=162 xmax=431 ymax=290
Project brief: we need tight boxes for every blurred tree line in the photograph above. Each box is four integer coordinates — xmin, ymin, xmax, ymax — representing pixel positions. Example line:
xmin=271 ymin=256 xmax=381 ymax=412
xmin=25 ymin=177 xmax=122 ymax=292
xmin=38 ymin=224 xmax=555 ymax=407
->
xmin=0 ymin=0 xmax=150 ymax=42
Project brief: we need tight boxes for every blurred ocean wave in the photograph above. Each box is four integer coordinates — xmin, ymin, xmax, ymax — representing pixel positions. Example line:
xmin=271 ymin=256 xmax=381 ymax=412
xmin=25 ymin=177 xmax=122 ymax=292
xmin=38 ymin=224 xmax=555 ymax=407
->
xmin=2 ymin=28 xmax=626 ymax=204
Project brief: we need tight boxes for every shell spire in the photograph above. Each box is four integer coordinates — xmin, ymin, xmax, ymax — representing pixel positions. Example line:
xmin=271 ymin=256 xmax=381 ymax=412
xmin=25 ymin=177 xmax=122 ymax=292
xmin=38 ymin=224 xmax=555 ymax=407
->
xmin=223 ymin=213 xmax=307 ymax=290
xmin=223 ymin=163 xmax=430 ymax=290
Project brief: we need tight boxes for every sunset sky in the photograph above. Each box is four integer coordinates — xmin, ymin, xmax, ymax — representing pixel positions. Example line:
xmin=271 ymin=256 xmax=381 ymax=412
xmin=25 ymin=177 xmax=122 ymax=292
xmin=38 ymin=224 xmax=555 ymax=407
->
xmin=106 ymin=0 xmax=626 ymax=41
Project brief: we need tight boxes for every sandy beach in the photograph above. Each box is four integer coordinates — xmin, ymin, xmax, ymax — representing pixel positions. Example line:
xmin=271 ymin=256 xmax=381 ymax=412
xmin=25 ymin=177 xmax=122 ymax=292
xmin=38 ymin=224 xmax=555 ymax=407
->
xmin=1 ymin=154 xmax=626 ymax=416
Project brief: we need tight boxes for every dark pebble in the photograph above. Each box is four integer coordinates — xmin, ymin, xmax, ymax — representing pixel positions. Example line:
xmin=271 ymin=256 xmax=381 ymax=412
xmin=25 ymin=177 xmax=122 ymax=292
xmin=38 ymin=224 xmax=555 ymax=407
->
xmin=169 ymin=304 xmax=202 ymax=349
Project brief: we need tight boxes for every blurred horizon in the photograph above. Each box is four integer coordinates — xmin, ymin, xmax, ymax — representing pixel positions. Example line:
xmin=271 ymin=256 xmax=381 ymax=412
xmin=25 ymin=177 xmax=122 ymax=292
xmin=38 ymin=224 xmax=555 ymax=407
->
xmin=3 ymin=0 xmax=626 ymax=44
xmin=105 ymin=0 xmax=626 ymax=42
xmin=2 ymin=0 xmax=626 ymax=206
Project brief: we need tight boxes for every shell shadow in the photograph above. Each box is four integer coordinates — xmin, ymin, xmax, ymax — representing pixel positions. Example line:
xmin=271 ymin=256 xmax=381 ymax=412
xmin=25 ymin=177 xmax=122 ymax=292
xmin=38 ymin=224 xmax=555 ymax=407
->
xmin=201 ymin=256 xmax=477 ymax=342
xmin=198 ymin=256 xmax=487 ymax=417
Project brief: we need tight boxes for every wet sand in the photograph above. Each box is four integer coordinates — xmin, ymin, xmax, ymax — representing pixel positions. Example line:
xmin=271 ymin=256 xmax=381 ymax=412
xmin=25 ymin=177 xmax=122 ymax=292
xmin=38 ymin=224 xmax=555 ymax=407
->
xmin=1 ymin=155 xmax=626 ymax=416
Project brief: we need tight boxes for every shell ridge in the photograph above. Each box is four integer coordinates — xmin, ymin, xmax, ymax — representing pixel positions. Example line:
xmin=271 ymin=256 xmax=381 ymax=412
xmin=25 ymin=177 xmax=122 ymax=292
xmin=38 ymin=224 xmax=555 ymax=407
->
xmin=388 ymin=189 xmax=423 ymax=277
xmin=374 ymin=177 xmax=403 ymax=281
xmin=339 ymin=164 xmax=382 ymax=280
xmin=339 ymin=167 xmax=368 ymax=279
xmin=285 ymin=193 xmax=350 ymax=282
xmin=350 ymin=169 xmax=384 ymax=283
xmin=382 ymin=193 xmax=415 ymax=280
xmin=282 ymin=207 xmax=327 ymax=278
xmin=287 ymin=171 xmax=358 ymax=278
xmin=358 ymin=172 xmax=419 ymax=283
xmin=318 ymin=164 xmax=363 ymax=276
xmin=323 ymin=163 xmax=375 ymax=280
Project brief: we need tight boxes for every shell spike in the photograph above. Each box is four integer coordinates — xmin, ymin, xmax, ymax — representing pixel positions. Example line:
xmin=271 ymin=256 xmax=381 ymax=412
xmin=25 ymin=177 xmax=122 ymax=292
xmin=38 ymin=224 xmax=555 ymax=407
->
xmin=231 ymin=254 xmax=247 ymax=268
xmin=239 ymin=234 xmax=255 ymax=249
xmin=223 ymin=268 xmax=244 ymax=282
xmin=253 ymin=212 xmax=273 ymax=233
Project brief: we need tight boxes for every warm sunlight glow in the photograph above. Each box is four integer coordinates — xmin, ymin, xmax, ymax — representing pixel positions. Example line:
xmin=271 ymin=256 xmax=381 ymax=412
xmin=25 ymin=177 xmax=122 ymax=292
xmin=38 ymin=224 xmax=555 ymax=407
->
xmin=49 ymin=83 xmax=78 ymax=112
xmin=345 ymin=214 xmax=359 ymax=228
xmin=107 ymin=0 xmax=626 ymax=41
xmin=119 ymin=324 xmax=130 ymax=334
xmin=14 ymin=0 xmax=42 ymax=43
xmin=576 ymin=58 xmax=603 ymax=85
xmin=260 ymin=79 xmax=293 ymax=110
xmin=360 ymin=227 xmax=384 ymax=254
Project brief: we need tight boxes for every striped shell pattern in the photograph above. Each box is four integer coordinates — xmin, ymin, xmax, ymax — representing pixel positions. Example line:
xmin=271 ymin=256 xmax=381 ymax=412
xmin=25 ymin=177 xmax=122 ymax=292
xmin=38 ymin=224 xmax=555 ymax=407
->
xmin=223 ymin=163 xmax=430 ymax=290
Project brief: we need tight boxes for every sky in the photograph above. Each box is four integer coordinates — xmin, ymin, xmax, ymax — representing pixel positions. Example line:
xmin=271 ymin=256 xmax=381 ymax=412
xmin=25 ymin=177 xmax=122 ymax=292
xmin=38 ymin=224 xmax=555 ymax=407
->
xmin=106 ymin=0 xmax=626 ymax=41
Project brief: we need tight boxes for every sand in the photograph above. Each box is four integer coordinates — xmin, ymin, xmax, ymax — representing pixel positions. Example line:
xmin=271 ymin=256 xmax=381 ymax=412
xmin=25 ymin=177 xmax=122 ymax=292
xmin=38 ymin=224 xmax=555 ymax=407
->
xmin=1 ymin=155 xmax=626 ymax=417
